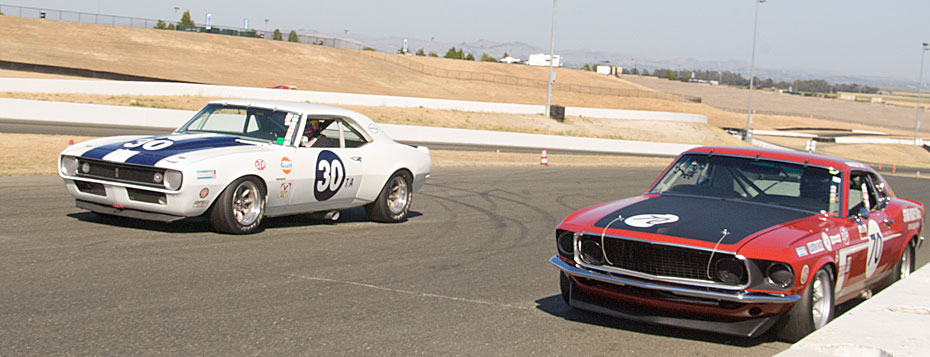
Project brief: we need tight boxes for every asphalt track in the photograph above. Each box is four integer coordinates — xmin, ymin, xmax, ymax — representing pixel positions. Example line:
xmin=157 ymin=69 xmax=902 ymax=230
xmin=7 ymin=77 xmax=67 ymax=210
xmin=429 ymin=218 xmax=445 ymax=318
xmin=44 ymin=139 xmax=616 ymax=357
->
xmin=0 ymin=168 xmax=926 ymax=356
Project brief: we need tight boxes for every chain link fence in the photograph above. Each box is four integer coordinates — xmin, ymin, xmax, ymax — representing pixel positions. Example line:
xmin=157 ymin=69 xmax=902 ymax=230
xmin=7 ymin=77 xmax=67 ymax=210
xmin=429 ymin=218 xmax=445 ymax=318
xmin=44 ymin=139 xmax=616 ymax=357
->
xmin=0 ymin=4 xmax=364 ymax=50
xmin=360 ymin=51 xmax=701 ymax=103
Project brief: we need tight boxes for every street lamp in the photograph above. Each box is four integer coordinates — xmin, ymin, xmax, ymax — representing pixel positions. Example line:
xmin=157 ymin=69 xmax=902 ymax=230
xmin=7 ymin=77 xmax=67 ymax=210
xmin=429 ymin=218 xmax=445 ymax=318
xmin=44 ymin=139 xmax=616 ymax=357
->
xmin=545 ymin=0 xmax=557 ymax=117
xmin=744 ymin=0 xmax=766 ymax=144
xmin=915 ymin=42 xmax=929 ymax=145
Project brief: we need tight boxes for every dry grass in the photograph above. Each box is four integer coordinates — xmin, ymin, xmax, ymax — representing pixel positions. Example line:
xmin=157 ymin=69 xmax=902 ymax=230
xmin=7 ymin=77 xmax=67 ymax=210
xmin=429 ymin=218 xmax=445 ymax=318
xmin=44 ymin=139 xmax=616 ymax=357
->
xmin=430 ymin=150 xmax=672 ymax=168
xmin=0 ymin=133 xmax=97 ymax=175
xmin=758 ymin=136 xmax=930 ymax=168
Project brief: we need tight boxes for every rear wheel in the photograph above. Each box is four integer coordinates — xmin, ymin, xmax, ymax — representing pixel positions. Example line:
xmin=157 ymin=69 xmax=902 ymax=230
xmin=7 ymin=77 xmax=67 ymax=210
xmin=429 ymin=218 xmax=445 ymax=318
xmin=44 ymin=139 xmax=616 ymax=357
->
xmin=365 ymin=172 xmax=412 ymax=223
xmin=775 ymin=267 xmax=834 ymax=342
xmin=209 ymin=177 xmax=265 ymax=234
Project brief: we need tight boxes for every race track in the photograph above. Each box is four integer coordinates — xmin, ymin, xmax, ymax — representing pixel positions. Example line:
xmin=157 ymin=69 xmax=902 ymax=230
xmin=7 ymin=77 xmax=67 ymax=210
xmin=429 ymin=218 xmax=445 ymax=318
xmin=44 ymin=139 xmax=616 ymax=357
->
xmin=1 ymin=167 xmax=926 ymax=355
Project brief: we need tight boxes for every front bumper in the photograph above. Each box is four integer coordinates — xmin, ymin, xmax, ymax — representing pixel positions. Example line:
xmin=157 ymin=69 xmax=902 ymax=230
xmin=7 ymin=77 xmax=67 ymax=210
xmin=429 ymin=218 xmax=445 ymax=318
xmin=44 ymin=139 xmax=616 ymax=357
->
xmin=551 ymin=256 xmax=801 ymax=337
xmin=550 ymin=256 xmax=800 ymax=304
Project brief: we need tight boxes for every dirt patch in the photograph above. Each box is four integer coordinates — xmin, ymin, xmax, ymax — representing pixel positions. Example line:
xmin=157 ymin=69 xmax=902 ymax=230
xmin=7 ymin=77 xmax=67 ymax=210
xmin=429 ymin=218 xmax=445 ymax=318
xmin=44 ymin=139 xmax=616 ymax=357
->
xmin=0 ymin=133 xmax=96 ymax=175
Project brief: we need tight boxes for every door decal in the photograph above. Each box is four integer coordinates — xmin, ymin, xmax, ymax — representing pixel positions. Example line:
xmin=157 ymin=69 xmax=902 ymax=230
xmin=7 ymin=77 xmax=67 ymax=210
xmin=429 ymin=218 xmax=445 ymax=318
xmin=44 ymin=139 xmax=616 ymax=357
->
xmin=315 ymin=150 xmax=345 ymax=201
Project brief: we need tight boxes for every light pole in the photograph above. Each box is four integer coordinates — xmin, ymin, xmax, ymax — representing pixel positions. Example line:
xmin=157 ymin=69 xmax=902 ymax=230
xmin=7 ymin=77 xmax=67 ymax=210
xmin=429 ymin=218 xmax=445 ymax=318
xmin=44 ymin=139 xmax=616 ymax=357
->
xmin=916 ymin=42 xmax=929 ymax=145
xmin=744 ymin=0 xmax=766 ymax=144
xmin=545 ymin=0 xmax=557 ymax=117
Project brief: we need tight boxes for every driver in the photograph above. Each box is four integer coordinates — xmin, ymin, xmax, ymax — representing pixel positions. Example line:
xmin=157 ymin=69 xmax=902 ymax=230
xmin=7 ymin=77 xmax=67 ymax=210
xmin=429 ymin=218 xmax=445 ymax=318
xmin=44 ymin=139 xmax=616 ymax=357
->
xmin=301 ymin=120 xmax=339 ymax=148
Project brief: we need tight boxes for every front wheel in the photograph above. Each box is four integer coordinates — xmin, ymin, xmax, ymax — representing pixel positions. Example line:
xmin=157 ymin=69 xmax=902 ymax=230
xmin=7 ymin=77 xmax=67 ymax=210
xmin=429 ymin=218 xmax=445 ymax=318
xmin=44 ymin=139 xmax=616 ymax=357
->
xmin=775 ymin=267 xmax=835 ymax=342
xmin=365 ymin=172 xmax=412 ymax=223
xmin=209 ymin=177 xmax=265 ymax=234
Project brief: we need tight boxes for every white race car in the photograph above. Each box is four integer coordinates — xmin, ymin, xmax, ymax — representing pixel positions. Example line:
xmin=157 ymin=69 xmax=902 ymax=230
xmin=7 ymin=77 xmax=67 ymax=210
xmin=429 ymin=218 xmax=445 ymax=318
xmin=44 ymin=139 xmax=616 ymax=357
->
xmin=58 ymin=100 xmax=431 ymax=234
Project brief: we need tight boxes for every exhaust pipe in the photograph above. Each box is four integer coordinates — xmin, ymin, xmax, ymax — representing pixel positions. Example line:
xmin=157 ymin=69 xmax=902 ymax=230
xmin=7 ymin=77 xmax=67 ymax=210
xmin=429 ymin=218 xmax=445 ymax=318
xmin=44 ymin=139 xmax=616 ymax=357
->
xmin=311 ymin=210 xmax=340 ymax=222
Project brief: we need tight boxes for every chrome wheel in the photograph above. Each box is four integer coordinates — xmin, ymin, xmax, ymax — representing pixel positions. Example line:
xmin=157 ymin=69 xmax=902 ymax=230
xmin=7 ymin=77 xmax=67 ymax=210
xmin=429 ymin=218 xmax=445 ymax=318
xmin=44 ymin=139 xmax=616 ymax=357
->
xmin=386 ymin=176 xmax=409 ymax=215
xmin=232 ymin=180 xmax=262 ymax=226
xmin=900 ymin=245 xmax=913 ymax=279
xmin=810 ymin=271 xmax=832 ymax=329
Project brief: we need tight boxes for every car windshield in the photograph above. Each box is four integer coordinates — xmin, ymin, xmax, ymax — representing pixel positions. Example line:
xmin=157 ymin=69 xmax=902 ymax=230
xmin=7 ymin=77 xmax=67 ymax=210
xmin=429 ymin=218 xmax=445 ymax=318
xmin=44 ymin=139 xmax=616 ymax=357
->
xmin=650 ymin=154 xmax=844 ymax=215
xmin=177 ymin=104 xmax=302 ymax=145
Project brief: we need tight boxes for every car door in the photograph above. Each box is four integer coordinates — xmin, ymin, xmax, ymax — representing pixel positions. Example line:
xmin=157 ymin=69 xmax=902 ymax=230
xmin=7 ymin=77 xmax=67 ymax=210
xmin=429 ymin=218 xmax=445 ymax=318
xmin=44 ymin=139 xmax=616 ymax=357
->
xmin=838 ymin=171 xmax=890 ymax=294
xmin=289 ymin=117 xmax=365 ymax=212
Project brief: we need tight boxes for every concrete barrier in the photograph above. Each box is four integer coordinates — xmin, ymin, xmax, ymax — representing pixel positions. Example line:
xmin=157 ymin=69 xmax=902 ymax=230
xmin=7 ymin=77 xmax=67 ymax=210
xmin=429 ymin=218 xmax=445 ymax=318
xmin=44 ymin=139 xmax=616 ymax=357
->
xmin=0 ymin=78 xmax=707 ymax=123
xmin=0 ymin=98 xmax=694 ymax=157
xmin=776 ymin=265 xmax=930 ymax=357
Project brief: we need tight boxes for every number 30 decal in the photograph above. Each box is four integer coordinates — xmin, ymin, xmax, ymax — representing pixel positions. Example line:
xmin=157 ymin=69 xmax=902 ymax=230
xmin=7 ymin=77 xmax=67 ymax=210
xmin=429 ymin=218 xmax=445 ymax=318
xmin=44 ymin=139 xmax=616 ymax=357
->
xmin=315 ymin=150 xmax=345 ymax=201
xmin=123 ymin=138 xmax=174 ymax=151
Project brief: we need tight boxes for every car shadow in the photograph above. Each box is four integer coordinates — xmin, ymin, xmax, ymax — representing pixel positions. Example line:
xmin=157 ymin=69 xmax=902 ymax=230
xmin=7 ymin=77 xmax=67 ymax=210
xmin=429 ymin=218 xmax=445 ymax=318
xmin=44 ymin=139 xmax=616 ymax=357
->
xmin=68 ymin=208 xmax=425 ymax=233
xmin=534 ymin=295 xmax=777 ymax=347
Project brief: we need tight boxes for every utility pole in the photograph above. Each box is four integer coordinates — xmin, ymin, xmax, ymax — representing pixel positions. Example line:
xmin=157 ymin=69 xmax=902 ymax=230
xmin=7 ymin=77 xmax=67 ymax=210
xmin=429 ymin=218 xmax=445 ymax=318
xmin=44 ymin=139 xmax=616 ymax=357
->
xmin=545 ymin=0 xmax=557 ymax=117
xmin=744 ymin=0 xmax=766 ymax=144
xmin=916 ymin=42 xmax=929 ymax=144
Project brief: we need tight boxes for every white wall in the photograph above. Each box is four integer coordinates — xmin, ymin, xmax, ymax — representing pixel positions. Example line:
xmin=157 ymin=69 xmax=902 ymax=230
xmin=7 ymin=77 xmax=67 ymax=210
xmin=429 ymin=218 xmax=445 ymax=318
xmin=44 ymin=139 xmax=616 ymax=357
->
xmin=0 ymin=78 xmax=707 ymax=123
xmin=0 ymin=98 xmax=695 ymax=156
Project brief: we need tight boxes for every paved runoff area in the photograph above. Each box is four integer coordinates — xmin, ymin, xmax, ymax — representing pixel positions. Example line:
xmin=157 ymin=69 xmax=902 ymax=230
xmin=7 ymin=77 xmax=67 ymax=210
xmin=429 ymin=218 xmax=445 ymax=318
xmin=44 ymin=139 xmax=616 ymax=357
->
xmin=0 ymin=167 xmax=926 ymax=355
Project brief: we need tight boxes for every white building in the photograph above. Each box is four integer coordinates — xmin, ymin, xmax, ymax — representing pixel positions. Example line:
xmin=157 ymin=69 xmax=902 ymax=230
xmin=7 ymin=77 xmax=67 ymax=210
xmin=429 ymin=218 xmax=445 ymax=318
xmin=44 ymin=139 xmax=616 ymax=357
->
xmin=527 ymin=53 xmax=562 ymax=67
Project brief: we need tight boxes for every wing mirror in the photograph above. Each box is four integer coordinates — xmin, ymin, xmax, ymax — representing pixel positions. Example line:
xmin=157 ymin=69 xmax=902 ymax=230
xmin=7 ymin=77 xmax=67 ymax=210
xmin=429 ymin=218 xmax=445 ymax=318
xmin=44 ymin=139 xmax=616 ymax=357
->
xmin=856 ymin=207 xmax=870 ymax=221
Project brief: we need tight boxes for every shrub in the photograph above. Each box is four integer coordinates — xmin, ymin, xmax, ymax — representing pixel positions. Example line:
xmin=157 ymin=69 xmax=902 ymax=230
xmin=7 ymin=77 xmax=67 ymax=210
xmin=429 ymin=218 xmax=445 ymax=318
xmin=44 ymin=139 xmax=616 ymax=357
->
xmin=287 ymin=30 xmax=299 ymax=42
xmin=178 ymin=10 xmax=194 ymax=26
xmin=273 ymin=29 xmax=282 ymax=41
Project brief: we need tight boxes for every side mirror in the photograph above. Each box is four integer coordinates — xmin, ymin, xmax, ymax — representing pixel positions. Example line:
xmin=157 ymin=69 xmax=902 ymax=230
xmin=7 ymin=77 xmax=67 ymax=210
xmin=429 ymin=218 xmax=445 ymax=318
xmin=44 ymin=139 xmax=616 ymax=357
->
xmin=857 ymin=207 xmax=870 ymax=221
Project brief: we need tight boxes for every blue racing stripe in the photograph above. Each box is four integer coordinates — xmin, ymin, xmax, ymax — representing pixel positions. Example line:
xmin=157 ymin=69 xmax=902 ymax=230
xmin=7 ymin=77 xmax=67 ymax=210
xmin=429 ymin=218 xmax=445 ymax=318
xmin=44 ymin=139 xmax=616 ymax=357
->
xmin=80 ymin=135 xmax=252 ymax=166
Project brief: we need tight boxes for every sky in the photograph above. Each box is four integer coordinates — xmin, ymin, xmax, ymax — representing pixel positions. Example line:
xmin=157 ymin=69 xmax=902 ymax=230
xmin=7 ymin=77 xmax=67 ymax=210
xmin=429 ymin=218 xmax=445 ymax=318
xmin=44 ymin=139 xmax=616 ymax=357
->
xmin=3 ymin=0 xmax=930 ymax=81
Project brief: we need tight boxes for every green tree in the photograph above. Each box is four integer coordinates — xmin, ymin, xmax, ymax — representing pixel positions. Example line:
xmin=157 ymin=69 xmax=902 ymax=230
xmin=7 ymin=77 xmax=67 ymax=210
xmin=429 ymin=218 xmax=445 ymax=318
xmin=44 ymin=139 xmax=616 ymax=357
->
xmin=288 ymin=30 xmax=299 ymax=42
xmin=428 ymin=52 xmax=438 ymax=57
xmin=154 ymin=20 xmax=167 ymax=29
xmin=415 ymin=48 xmax=426 ymax=56
xmin=178 ymin=10 xmax=194 ymax=27
xmin=444 ymin=47 xmax=459 ymax=59
xmin=273 ymin=29 xmax=283 ymax=41
xmin=457 ymin=48 xmax=464 ymax=59
xmin=666 ymin=69 xmax=675 ymax=80
xmin=502 ymin=52 xmax=509 ymax=58
xmin=465 ymin=53 xmax=475 ymax=61
xmin=362 ymin=47 xmax=376 ymax=51
xmin=167 ymin=23 xmax=176 ymax=30
xmin=480 ymin=53 xmax=496 ymax=62
xmin=581 ymin=64 xmax=591 ymax=71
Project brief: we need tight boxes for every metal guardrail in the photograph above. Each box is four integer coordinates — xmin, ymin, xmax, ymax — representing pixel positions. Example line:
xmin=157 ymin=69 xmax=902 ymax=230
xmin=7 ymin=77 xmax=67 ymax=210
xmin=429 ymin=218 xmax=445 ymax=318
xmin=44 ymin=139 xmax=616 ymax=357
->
xmin=0 ymin=3 xmax=365 ymax=50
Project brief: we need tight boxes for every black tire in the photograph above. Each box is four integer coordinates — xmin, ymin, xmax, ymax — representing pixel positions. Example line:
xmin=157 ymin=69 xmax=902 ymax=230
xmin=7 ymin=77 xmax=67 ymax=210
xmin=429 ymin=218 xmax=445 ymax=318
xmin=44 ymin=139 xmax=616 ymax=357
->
xmin=559 ymin=272 xmax=574 ymax=306
xmin=775 ymin=267 xmax=835 ymax=343
xmin=886 ymin=239 xmax=916 ymax=286
xmin=209 ymin=177 xmax=265 ymax=234
xmin=365 ymin=171 xmax=412 ymax=223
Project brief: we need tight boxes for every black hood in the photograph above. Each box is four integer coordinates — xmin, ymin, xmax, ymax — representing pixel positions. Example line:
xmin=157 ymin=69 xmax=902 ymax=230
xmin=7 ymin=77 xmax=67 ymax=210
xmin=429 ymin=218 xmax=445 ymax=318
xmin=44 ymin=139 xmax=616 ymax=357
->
xmin=593 ymin=194 xmax=813 ymax=245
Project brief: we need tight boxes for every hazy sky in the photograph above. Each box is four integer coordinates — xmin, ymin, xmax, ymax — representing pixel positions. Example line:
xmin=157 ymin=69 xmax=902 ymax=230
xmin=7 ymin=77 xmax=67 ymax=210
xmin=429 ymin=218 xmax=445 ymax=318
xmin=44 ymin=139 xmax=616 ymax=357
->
xmin=4 ymin=1 xmax=929 ymax=80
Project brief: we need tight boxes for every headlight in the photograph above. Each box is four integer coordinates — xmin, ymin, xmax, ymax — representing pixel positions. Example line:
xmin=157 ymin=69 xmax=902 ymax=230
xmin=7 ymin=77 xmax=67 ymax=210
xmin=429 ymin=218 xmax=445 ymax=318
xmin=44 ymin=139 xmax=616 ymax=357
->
xmin=80 ymin=162 xmax=91 ymax=174
xmin=153 ymin=172 xmax=164 ymax=184
xmin=60 ymin=156 xmax=78 ymax=176
xmin=164 ymin=170 xmax=183 ymax=190
xmin=766 ymin=262 xmax=794 ymax=288
xmin=557 ymin=231 xmax=575 ymax=256
xmin=579 ymin=240 xmax=605 ymax=265
xmin=714 ymin=257 xmax=746 ymax=285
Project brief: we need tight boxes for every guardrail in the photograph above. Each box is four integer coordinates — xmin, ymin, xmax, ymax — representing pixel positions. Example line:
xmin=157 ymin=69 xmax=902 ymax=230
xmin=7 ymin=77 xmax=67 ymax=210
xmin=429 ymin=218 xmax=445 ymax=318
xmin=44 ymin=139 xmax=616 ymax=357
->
xmin=0 ymin=79 xmax=709 ymax=123
xmin=0 ymin=98 xmax=695 ymax=157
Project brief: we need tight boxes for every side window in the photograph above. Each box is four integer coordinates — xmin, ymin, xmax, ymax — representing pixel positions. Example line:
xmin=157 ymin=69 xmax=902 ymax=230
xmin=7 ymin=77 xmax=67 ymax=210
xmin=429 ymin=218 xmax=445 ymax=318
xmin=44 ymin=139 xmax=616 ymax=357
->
xmin=867 ymin=173 xmax=889 ymax=208
xmin=848 ymin=172 xmax=879 ymax=216
xmin=340 ymin=121 xmax=370 ymax=148
xmin=299 ymin=118 xmax=371 ymax=149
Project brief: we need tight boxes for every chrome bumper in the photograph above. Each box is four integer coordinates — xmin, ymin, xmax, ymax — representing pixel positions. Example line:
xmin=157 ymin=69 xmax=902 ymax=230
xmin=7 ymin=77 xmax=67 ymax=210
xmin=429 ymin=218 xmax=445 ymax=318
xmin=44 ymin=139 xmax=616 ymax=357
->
xmin=550 ymin=256 xmax=800 ymax=304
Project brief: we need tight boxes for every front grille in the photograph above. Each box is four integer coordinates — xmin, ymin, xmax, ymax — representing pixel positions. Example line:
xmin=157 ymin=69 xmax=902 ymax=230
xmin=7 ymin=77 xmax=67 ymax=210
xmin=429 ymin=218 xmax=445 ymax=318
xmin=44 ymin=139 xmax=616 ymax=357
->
xmin=127 ymin=188 xmax=167 ymax=204
xmin=579 ymin=234 xmax=748 ymax=286
xmin=75 ymin=180 xmax=106 ymax=196
xmin=77 ymin=158 xmax=165 ymax=188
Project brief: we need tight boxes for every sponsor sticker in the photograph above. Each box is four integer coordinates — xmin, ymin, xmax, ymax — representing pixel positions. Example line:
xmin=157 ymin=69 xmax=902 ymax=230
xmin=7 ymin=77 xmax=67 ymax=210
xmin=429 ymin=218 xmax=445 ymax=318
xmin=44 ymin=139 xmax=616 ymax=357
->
xmin=193 ymin=200 xmax=209 ymax=208
xmin=196 ymin=169 xmax=216 ymax=180
xmin=807 ymin=240 xmax=825 ymax=255
xmin=820 ymin=232 xmax=833 ymax=251
xmin=832 ymin=176 xmax=842 ymax=183
xmin=280 ymin=157 xmax=292 ymax=174
xmin=367 ymin=123 xmax=380 ymax=134
xmin=828 ymin=232 xmax=842 ymax=246
xmin=908 ymin=222 xmax=920 ymax=231
xmin=623 ymin=214 xmax=680 ymax=228
xmin=840 ymin=228 xmax=850 ymax=244
xmin=800 ymin=265 xmax=810 ymax=284
xmin=199 ymin=188 xmax=209 ymax=198
xmin=277 ymin=182 xmax=292 ymax=199
xmin=796 ymin=246 xmax=808 ymax=257
xmin=255 ymin=159 xmax=266 ymax=171
xmin=903 ymin=207 xmax=922 ymax=223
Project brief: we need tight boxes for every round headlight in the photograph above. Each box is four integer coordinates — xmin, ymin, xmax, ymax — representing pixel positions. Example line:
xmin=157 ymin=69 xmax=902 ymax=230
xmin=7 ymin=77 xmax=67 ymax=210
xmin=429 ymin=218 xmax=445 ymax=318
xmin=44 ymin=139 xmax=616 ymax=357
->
xmin=557 ymin=231 xmax=575 ymax=256
xmin=766 ymin=263 xmax=794 ymax=288
xmin=164 ymin=170 xmax=183 ymax=190
xmin=579 ymin=240 xmax=605 ymax=265
xmin=60 ymin=156 xmax=78 ymax=176
xmin=714 ymin=257 xmax=745 ymax=285
xmin=80 ymin=162 xmax=91 ymax=173
xmin=153 ymin=172 xmax=164 ymax=184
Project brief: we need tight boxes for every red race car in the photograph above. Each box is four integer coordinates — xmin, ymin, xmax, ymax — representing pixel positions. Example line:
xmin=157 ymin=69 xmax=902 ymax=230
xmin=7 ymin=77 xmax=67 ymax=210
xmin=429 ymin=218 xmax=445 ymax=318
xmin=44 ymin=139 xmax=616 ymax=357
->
xmin=552 ymin=146 xmax=924 ymax=341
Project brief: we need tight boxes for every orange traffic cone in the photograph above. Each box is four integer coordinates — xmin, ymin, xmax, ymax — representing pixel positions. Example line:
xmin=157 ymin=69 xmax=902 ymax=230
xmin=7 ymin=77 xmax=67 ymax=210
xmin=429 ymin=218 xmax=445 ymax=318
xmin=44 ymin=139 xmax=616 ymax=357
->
xmin=893 ymin=164 xmax=897 ymax=174
xmin=68 ymin=139 xmax=74 ymax=145
xmin=540 ymin=148 xmax=549 ymax=166
xmin=878 ymin=163 xmax=883 ymax=171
